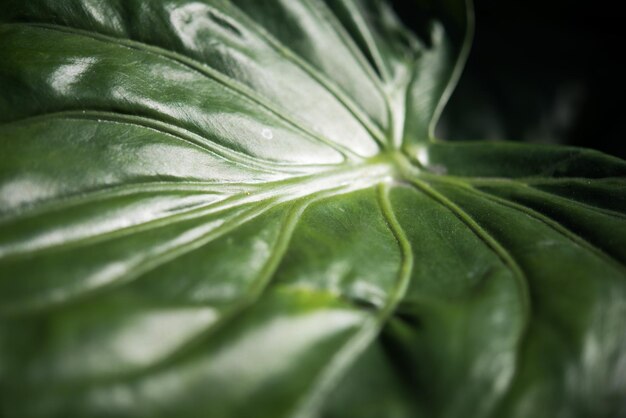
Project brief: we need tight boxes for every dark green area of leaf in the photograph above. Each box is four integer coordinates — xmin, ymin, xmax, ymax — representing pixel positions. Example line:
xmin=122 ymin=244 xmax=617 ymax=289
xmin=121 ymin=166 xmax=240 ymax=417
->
xmin=0 ymin=1 xmax=625 ymax=417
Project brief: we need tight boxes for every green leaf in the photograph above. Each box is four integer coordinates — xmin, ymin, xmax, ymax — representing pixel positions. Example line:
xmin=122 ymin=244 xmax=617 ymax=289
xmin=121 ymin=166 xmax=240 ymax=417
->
xmin=0 ymin=1 xmax=624 ymax=417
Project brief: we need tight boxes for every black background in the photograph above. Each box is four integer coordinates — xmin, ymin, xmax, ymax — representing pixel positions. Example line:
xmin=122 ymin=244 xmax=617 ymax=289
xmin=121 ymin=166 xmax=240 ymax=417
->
xmin=392 ymin=0 xmax=625 ymax=158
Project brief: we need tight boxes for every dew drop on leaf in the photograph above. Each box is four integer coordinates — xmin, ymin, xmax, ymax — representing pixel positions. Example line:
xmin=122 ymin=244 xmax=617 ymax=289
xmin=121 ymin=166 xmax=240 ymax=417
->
xmin=261 ymin=128 xmax=273 ymax=139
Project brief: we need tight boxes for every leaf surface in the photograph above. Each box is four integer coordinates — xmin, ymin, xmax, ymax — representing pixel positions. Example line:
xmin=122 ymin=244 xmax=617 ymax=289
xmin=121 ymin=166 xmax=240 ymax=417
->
xmin=0 ymin=1 xmax=625 ymax=417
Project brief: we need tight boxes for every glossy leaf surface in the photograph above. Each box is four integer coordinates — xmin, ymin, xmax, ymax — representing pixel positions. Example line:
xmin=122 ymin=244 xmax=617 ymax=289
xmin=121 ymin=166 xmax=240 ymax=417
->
xmin=0 ymin=1 xmax=625 ymax=417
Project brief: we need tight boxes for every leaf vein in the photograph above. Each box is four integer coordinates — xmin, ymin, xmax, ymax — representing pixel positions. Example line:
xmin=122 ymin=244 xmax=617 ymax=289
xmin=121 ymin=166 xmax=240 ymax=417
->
xmin=3 ymin=22 xmax=359 ymax=161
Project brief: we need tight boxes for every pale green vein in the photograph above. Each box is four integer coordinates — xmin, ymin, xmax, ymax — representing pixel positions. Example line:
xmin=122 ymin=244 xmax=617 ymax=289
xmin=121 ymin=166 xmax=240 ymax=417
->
xmin=459 ymin=184 xmax=626 ymax=273
xmin=221 ymin=0 xmax=389 ymax=147
xmin=3 ymin=111 xmax=338 ymax=173
xmin=334 ymin=0 xmax=391 ymax=82
xmin=409 ymin=177 xmax=531 ymax=403
xmin=523 ymin=177 xmax=625 ymax=186
xmin=0 ymin=201 xmax=268 ymax=317
xmin=390 ymin=64 xmax=414 ymax=148
xmin=0 ymin=164 xmax=395 ymax=314
xmin=0 ymin=185 xmax=227 ymax=226
xmin=0 ymin=191 xmax=248 ymax=262
xmin=72 ymin=200 xmax=308 ymax=386
xmin=305 ymin=0 xmax=393 ymax=122
xmin=308 ymin=0 xmax=390 ymax=96
xmin=4 ymin=22 xmax=361 ymax=161
xmin=39 ymin=189 xmax=336 ymax=388
xmin=523 ymin=185 xmax=626 ymax=220
xmin=0 ymin=161 xmax=392 ymax=260
xmin=428 ymin=1 xmax=474 ymax=141
xmin=420 ymin=173 xmax=626 ymax=187
xmin=418 ymin=172 xmax=626 ymax=220
xmin=291 ymin=182 xmax=413 ymax=418
xmin=410 ymin=178 xmax=531 ymax=321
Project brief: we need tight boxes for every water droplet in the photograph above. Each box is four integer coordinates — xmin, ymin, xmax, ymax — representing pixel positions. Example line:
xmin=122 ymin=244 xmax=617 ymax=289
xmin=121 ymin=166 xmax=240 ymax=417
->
xmin=261 ymin=128 xmax=273 ymax=139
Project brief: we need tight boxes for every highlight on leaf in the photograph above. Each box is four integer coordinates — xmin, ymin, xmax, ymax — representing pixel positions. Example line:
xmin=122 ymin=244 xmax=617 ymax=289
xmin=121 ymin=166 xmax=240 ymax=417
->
xmin=0 ymin=1 xmax=624 ymax=417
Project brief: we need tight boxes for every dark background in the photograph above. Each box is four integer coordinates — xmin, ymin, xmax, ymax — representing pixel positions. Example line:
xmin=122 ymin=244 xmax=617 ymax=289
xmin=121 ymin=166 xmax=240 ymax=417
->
xmin=393 ymin=0 xmax=625 ymax=158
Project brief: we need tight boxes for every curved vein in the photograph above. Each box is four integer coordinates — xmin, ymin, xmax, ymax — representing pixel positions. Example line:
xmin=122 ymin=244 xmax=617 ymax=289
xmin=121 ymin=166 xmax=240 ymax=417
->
xmin=410 ymin=177 xmax=530 ymax=320
xmin=459 ymin=184 xmax=626 ymax=273
xmin=524 ymin=184 xmax=626 ymax=220
xmin=0 ymin=159 xmax=393 ymax=260
xmin=333 ymin=0 xmax=390 ymax=81
xmin=408 ymin=177 xmax=531 ymax=401
xmin=1 ymin=163 xmax=395 ymax=313
xmin=0 ymin=182 xmax=229 ymax=225
xmin=290 ymin=182 xmax=413 ymax=418
xmin=0 ymin=201 xmax=273 ymax=317
xmin=0 ymin=190 xmax=249 ymax=261
xmin=421 ymin=173 xmax=626 ymax=220
xmin=224 ymin=1 xmax=389 ymax=147
xmin=35 ymin=189 xmax=335 ymax=388
xmin=3 ymin=111 xmax=339 ymax=173
xmin=68 ymin=200 xmax=307 ymax=388
xmin=308 ymin=0 xmax=390 ymax=95
xmin=428 ymin=0 xmax=474 ymax=140
xmin=291 ymin=0 xmax=390 ymax=139
xmin=5 ymin=22 xmax=361 ymax=161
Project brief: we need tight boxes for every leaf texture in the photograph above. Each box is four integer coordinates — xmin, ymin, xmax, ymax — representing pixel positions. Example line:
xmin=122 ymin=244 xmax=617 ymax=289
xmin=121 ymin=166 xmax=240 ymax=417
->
xmin=0 ymin=1 xmax=625 ymax=417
